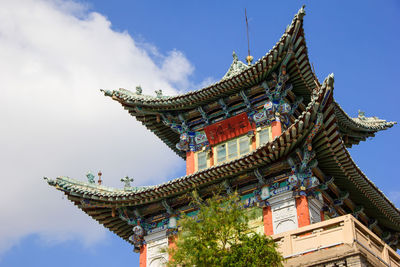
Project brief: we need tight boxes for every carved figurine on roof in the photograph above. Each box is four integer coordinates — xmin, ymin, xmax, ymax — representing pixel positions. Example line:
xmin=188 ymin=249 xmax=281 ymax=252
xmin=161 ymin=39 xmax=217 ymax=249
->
xmin=222 ymin=51 xmax=249 ymax=80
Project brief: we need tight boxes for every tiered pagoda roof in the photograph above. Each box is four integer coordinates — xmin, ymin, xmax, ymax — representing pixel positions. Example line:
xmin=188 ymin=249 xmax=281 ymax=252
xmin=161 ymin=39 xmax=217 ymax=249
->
xmin=100 ymin=7 xmax=393 ymax=158
xmin=45 ymin=7 xmax=398 ymax=248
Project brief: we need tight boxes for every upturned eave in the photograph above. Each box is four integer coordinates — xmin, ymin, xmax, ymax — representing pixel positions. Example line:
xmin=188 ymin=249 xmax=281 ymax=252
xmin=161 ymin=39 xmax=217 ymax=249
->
xmin=46 ymin=75 xmax=400 ymax=243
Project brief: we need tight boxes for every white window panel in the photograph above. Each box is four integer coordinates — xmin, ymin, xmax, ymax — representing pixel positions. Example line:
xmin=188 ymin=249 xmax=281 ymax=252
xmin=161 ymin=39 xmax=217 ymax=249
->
xmin=259 ymin=128 xmax=270 ymax=145
xmin=216 ymin=144 xmax=226 ymax=163
xmin=227 ymin=140 xmax=238 ymax=159
xmin=197 ymin=151 xmax=207 ymax=170
xmin=239 ymin=136 xmax=250 ymax=155
xmin=214 ymin=135 xmax=253 ymax=164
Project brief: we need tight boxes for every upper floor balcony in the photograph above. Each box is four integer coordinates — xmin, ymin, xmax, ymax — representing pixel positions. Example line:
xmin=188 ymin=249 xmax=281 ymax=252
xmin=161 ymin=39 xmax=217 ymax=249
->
xmin=272 ymin=214 xmax=400 ymax=267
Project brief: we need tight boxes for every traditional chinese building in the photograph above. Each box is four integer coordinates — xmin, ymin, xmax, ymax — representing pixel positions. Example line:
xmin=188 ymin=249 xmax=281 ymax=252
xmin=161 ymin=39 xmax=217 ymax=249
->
xmin=45 ymin=6 xmax=400 ymax=267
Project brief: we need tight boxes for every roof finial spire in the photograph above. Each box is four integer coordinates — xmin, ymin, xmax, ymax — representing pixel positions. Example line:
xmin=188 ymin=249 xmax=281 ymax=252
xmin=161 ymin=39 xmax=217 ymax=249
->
xmin=245 ymin=8 xmax=253 ymax=66
xmin=98 ymin=171 xmax=102 ymax=185
xmin=297 ymin=5 xmax=306 ymax=19
xmin=232 ymin=51 xmax=238 ymax=61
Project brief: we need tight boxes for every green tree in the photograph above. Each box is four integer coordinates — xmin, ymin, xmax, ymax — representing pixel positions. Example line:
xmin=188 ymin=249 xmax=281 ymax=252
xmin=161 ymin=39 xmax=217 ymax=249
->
xmin=165 ymin=192 xmax=284 ymax=267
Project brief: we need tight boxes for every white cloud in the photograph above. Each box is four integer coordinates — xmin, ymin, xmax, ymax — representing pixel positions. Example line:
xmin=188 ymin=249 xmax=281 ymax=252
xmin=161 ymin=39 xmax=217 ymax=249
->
xmin=0 ymin=0 xmax=195 ymax=257
xmin=161 ymin=50 xmax=194 ymax=89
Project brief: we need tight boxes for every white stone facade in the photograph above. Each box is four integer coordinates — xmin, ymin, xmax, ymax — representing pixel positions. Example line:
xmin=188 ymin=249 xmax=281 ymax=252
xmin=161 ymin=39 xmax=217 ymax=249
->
xmin=269 ymin=191 xmax=298 ymax=234
xmin=144 ymin=229 xmax=169 ymax=267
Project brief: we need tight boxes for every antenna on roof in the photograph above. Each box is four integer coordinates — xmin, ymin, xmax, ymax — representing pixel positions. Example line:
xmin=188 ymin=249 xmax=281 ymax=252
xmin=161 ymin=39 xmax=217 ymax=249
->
xmin=245 ymin=8 xmax=253 ymax=65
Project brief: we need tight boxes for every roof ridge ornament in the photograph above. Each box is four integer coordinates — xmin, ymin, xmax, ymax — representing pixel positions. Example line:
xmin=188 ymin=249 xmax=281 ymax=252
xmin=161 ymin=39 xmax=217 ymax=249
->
xmin=155 ymin=89 xmax=163 ymax=98
xmin=121 ymin=176 xmax=134 ymax=189
xmin=43 ymin=176 xmax=55 ymax=186
xmin=297 ymin=5 xmax=306 ymax=20
xmin=291 ymin=5 xmax=306 ymax=44
xmin=233 ymin=51 xmax=238 ymax=62
xmin=100 ymin=89 xmax=112 ymax=97
xmin=222 ymin=51 xmax=249 ymax=80
xmin=86 ymin=171 xmax=95 ymax=184
xmin=136 ymin=86 xmax=142 ymax=95
xmin=318 ymin=73 xmax=334 ymax=109
xmin=354 ymin=109 xmax=395 ymax=126
xmin=358 ymin=110 xmax=366 ymax=119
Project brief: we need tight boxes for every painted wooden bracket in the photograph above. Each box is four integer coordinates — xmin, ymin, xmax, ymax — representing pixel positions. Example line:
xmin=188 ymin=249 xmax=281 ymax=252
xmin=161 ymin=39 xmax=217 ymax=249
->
xmin=197 ymin=106 xmax=209 ymax=125
xmin=222 ymin=179 xmax=232 ymax=194
xmin=239 ymin=90 xmax=251 ymax=110
xmin=161 ymin=199 xmax=175 ymax=215
xmin=254 ymin=168 xmax=265 ymax=185
xmin=218 ymin=98 xmax=230 ymax=118
xmin=178 ymin=114 xmax=189 ymax=131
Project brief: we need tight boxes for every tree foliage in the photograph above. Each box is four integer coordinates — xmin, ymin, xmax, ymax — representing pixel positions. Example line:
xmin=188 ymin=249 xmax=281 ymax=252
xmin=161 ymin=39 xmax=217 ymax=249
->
xmin=165 ymin=192 xmax=284 ymax=267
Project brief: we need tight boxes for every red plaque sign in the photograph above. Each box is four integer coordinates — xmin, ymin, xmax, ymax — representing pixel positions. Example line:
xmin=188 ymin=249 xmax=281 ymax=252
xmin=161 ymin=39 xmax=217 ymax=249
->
xmin=204 ymin=113 xmax=254 ymax=145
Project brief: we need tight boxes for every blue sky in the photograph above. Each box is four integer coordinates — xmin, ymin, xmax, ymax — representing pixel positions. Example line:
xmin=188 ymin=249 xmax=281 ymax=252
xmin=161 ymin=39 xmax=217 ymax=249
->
xmin=1 ymin=0 xmax=399 ymax=266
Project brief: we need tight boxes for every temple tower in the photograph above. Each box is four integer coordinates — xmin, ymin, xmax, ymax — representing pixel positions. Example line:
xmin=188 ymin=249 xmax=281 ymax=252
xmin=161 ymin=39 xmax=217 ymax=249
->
xmin=46 ymin=6 xmax=400 ymax=267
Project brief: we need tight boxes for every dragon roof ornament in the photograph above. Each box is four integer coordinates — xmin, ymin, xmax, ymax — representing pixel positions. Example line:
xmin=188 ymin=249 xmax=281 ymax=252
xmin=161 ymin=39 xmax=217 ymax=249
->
xmin=222 ymin=51 xmax=249 ymax=81
xmin=355 ymin=110 xmax=395 ymax=126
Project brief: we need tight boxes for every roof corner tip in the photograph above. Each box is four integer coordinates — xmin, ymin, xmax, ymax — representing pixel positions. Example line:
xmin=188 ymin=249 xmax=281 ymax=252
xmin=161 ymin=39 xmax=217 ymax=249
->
xmin=100 ymin=89 xmax=113 ymax=97
xmin=43 ymin=176 xmax=56 ymax=186
xmin=328 ymin=72 xmax=335 ymax=83
xmin=322 ymin=73 xmax=335 ymax=88
xmin=297 ymin=5 xmax=306 ymax=19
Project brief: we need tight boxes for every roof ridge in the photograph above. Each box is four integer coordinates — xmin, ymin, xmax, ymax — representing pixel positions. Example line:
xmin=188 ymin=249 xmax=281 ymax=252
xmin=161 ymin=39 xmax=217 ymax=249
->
xmin=101 ymin=6 xmax=306 ymax=104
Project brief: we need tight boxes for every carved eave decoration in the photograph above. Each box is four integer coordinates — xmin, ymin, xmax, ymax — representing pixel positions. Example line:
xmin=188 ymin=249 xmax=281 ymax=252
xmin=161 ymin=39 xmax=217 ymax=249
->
xmin=46 ymin=74 xmax=400 ymax=249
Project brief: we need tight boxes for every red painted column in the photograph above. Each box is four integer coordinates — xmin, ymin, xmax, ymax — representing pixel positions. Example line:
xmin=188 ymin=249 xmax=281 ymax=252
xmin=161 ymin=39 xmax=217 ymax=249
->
xmin=271 ymin=120 xmax=282 ymax=139
xmin=251 ymin=136 xmax=256 ymax=150
xmin=260 ymin=120 xmax=281 ymax=236
xmin=139 ymin=244 xmax=147 ymax=267
xmin=209 ymin=150 xmax=214 ymax=167
xmin=168 ymin=235 xmax=177 ymax=262
xmin=296 ymin=196 xmax=311 ymax=227
xmin=186 ymin=151 xmax=195 ymax=175
xmin=320 ymin=210 xmax=325 ymax=222
xmin=263 ymin=206 xmax=274 ymax=236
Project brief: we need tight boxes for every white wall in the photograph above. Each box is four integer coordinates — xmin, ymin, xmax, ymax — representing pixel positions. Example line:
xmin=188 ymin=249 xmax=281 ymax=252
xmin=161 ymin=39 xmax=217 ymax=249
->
xmin=144 ymin=230 xmax=169 ymax=267
xmin=270 ymin=191 xmax=298 ymax=234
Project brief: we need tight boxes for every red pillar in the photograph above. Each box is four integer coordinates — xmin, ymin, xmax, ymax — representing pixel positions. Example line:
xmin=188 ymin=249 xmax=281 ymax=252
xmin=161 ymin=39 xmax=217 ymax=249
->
xmin=271 ymin=120 xmax=282 ymax=139
xmin=139 ymin=244 xmax=147 ymax=267
xmin=263 ymin=206 xmax=274 ymax=236
xmin=261 ymin=120 xmax=281 ymax=237
xmin=251 ymin=136 xmax=256 ymax=150
xmin=209 ymin=150 xmax=214 ymax=167
xmin=168 ymin=235 xmax=177 ymax=262
xmin=186 ymin=151 xmax=195 ymax=175
xmin=320 ymin=210 xmax=325 ymax=222
xmin=296 ymin=196 xmax=311 ymax=227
